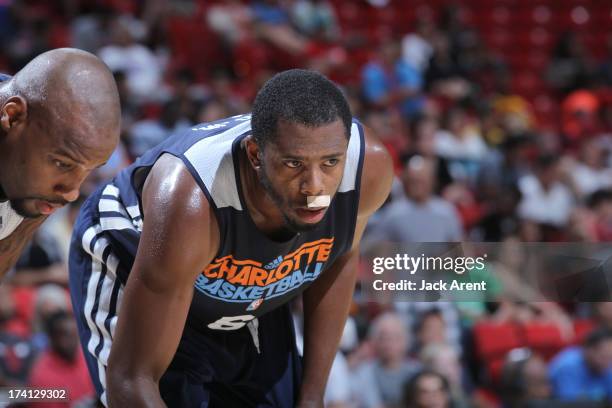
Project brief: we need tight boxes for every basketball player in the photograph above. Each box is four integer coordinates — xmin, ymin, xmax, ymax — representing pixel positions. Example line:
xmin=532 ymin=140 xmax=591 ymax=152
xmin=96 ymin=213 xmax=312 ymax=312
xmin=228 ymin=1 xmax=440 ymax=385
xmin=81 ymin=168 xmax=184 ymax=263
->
xmin=69 ymin=70 xmax=393 ymax=407
xmin=0 ymin=48 xmax=121 ymax=277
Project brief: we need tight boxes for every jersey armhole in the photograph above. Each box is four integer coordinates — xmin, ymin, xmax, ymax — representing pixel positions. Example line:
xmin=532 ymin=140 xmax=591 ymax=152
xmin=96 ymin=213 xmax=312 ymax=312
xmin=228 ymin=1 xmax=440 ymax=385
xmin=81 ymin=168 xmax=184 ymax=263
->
xmin=348 ymin=120 xmax=366 ymax=249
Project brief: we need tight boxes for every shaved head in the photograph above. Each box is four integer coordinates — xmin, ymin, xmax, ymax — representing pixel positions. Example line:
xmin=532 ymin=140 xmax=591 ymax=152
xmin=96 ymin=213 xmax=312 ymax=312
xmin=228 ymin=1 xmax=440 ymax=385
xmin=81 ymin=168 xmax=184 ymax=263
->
xmin=8 ymin=48 xmax=120 ymax=145
xmin=0 ymin=48 xmax=121 ymax=218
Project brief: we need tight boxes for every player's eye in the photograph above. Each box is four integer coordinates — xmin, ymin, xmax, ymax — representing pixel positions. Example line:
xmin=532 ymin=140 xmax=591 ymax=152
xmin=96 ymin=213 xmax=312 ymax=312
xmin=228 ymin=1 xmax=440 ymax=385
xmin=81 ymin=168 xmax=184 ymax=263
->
xmin=53 ymin=159 xmax=73 ymax=171
xmin=284 ymin=160 xmax=302 ymax=169
xmin=323 ymin=158 xmax=340 ymax=167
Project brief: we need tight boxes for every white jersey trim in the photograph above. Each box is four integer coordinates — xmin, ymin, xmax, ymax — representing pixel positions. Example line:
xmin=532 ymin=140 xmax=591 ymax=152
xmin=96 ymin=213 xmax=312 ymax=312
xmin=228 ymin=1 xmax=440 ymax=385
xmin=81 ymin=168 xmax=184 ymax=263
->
xmin=0 ymin=201 xmax=24 ymax=241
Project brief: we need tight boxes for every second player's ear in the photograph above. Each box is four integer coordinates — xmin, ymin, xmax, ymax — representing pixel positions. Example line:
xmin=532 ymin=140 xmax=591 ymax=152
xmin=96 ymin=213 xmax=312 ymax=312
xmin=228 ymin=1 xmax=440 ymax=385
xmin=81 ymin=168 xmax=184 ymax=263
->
xmin=244 ymin=136 xmax=262 ymax=169
xmin=0 ymin=96 xmax=28 ymax=134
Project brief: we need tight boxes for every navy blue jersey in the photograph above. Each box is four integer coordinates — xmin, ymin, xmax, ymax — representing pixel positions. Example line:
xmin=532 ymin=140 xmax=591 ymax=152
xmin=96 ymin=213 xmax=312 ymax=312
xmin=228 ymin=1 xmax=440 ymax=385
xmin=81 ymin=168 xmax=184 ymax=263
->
xmin=96 ymin=114 xmax=364 ymax=331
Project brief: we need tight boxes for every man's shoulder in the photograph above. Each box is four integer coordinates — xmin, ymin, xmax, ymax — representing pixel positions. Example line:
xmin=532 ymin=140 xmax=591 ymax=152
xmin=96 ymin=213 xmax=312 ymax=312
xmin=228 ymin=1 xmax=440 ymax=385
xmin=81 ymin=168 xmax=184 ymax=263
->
xmin=356 ymin=126 xmax=394 ymax=218
xmin=550 ymin=346 xmax=584 ymax=372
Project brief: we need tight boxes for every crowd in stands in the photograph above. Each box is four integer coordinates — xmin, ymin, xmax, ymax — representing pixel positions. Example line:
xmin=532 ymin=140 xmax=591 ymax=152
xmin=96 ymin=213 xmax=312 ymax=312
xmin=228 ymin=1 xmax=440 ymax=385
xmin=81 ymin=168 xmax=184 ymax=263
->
xmin=0 ymin=0 xmax=612 ymax=407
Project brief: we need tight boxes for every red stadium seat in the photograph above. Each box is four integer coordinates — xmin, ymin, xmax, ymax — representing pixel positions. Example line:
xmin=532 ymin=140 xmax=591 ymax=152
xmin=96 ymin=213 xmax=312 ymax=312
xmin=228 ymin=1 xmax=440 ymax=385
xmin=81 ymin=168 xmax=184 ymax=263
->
xmin=473 ymin=322 xmax=524 ymax=360
xmin=523 ymin=323 xmax=567 ymax=360
xmin=573 ymin=319 xmax=596 ymax=344
xmin=473 ymin=322 xmax=525 ymax=382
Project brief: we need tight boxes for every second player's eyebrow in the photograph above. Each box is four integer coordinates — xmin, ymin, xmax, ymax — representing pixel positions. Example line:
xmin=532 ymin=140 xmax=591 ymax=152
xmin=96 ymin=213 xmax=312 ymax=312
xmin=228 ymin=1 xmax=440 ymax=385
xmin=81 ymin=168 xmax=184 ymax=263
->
xmin=53 ymin=147 xmax=84 ymax=164
xmin=283 ymin=152 xmax=345 ymax=160
xmin=321 ymin=152 xmax=345 ymax=159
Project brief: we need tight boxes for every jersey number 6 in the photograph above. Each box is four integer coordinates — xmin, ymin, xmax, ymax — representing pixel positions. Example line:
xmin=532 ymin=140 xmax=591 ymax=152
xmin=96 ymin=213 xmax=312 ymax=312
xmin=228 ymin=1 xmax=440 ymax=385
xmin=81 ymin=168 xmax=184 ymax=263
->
xmin=207 ymin=314 xmax=255 ymax=330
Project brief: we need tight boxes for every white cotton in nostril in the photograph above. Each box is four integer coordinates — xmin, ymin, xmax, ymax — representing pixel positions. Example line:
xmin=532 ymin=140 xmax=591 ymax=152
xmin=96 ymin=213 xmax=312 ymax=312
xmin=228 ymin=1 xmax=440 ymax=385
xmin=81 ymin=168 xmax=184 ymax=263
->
xmin=307 ymin=195 xmax=331 ymax=208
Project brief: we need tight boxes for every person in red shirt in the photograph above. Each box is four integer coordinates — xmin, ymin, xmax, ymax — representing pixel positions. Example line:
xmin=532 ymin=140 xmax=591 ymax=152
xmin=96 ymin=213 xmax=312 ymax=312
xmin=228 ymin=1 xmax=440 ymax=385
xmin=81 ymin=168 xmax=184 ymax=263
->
xmin=28 ymin=310 xmax=95 ymax=408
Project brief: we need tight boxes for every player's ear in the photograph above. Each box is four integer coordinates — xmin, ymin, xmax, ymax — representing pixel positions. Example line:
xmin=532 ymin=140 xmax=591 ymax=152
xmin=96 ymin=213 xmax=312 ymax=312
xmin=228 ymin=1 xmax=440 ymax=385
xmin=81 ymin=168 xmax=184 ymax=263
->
xmin=244 ymin=135 xmax=262 ymax=169
xmin=0 ymin=96 xmax=28 ymax=134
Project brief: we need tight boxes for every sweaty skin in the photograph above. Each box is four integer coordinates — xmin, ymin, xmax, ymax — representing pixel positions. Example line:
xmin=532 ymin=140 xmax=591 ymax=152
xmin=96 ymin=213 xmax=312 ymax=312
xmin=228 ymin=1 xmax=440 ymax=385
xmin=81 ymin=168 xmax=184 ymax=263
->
xmin=106 ymin=124 xmax=393 ymax=408
xmin=0 ymin=48 xmax=120 ymax=278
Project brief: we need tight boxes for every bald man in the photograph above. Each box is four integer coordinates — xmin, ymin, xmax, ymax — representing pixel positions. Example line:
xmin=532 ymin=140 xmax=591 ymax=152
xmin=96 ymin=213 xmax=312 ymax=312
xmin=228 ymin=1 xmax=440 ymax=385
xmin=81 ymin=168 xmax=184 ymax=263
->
xmin=0 ymin=48 xmax=121 ymax=278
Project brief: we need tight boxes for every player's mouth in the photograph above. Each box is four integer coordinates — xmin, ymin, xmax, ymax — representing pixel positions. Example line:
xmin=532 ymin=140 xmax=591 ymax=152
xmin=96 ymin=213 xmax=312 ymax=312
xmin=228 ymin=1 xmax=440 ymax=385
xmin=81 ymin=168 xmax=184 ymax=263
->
xmin=295 ymin=207 xmax=327 ymax=223
xmin=36 ymin=200 xmax=64 ymax=215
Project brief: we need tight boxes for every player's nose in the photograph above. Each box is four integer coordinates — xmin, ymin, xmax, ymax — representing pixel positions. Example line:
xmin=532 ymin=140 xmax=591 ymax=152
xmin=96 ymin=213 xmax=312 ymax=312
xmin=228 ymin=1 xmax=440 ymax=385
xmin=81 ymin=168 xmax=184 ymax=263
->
xmin=300 ymin=168 xmax=324 ymax=196
xmin=62 ymin=189 xmax=80 ymax=203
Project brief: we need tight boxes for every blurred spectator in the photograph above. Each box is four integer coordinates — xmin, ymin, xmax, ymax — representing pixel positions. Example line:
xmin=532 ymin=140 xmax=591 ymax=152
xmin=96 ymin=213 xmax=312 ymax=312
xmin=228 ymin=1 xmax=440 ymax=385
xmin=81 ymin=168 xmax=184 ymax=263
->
xmin=206 ymin=70 xmax=250 ymax=115
xmin=362 ymin=38 xmax=424 ymax=120
xmin=517 ymin=154 xmax=574 ymax=229
xmin=402 ymin=370 xmax=453 ymax=408
xmin=593 ymin=303 xmax=612 ymax=330
xmin=419 ymin=343 xmax=471 ymax=408
xmin=598 ymin=34 xmax=612 ymax=88
xmin=567 ymin=138 xmax=612 ymax=198
xmin=128 ymin=100 xmax=192 ymax=158
xmin=588 ymin=189 xmax=612 ymax=242
xmin=251 ymin=0 xmax=308 ymax=56
xmin=291 ymin=0 xmax=339 ymax=42
xmin=70 ymin=3 xmax=113 ymax=53
xmin=396 ymin=302 xmax=463 ymax=358
xmin=197 ymin=97 xmax=234 ymax=124
xmin=352 ymin=312 xmax=421 ymax=408
xmin=473 ymin=185 xmax=521 ymax=241
xmin=413 ymin=309 xmax=448 ymax=354
xmin=566 ymin=206 xmax=599 ymax=242
xmin=28 ymin=311 xmax=95 ymax=408
xmin=31 ymin=284 xmax=70 ymax=350
xmin=549 ymin=326 xmax=612 ymax=402
xmin=434 ymin=106 xmax=487 ymax=182
xmin=547 ymin=31 xmax=595 ymax=96
xmin=401 ymin=15 xmax=436 ymax=74
xmin=39 ymin=195 xmax=88 ymax=262
xmin=403 ymin=114 xmax=453 ymax=193
xmin=5 ymin=15 xmax=53 ymax=72
xmin=500 ymin=348 xmax=552 ymax=408
xmin=9 ymin=231 xmax=67 ymax=287
xmin=425 ymin=34 xmax=470 ymax=101
xmin=561 ymin=89 xmax=600 ymax=146
xmin=206 ymin=0 xmax=254 ymax=47
xmin=98 ymin=14 xmax=163 ymax=102
xmin=478 ymin=134 xmax=531 ymax=194
xmin=0 ymin=0 xmax=13 ymax=48
xmin=491 ymin=92 xmax=535 ymax=142
xmin=0 ymin=285 xmax=37 ymax=387
xmin=158 ymin=68 xmax=209 ymax=122
xmin=366 ymin=156 xmax=463 ymax=243
xmin=363 ymin=109 xmax=406 ymax=173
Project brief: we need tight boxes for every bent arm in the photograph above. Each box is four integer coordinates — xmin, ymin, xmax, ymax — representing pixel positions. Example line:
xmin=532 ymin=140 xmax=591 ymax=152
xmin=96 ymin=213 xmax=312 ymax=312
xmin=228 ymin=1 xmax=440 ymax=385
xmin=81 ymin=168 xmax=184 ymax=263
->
xmin=0 ymin=217 xmax=46 ymax=280
xmin=298 ymin=127 xmax=393 ymax=407
xmin=106 ymin=155 xmax=219 ymax=407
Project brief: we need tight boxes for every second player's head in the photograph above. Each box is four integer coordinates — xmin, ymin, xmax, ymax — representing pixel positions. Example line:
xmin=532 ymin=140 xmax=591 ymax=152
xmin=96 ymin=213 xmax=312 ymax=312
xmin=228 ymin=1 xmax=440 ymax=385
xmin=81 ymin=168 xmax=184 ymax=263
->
xmin=0 ymin=48 xmax=120 ymax=218
xmin=249 ymin=70 xmax=352 ymax=232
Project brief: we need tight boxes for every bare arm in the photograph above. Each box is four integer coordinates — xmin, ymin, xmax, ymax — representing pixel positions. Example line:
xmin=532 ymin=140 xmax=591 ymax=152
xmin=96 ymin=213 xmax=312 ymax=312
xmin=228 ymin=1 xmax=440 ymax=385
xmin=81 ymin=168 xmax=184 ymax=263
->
xmin=298 ymin=128 xmax=393 ymax=407
xmin=106 ymin=154 xmax=219 ymax=408
xmin=0 ymin=217 xmax=46 ymax=280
